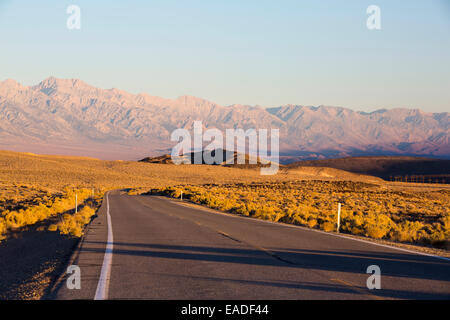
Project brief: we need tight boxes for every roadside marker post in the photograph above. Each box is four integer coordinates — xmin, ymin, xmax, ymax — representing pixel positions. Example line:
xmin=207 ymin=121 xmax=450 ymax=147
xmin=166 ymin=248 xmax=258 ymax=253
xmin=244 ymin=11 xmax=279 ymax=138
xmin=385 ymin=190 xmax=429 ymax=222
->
xmin=181 ymin=191 xmax=183 ymax=201
xmin=337 ymin=203 xmax=341 ymax=233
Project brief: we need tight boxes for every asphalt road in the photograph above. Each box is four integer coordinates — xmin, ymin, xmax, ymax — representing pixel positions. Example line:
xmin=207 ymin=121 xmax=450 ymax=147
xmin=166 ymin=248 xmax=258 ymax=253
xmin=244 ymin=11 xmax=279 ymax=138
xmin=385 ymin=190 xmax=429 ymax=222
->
xmin=52 ymin=191 xmax=450 ymax=300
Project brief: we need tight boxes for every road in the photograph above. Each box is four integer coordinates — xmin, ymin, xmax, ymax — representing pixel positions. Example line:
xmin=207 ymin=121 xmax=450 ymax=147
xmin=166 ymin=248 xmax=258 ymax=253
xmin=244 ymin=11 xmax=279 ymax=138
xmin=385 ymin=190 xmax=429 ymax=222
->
xmin=52 ymin=191 xmax=450 ymax=300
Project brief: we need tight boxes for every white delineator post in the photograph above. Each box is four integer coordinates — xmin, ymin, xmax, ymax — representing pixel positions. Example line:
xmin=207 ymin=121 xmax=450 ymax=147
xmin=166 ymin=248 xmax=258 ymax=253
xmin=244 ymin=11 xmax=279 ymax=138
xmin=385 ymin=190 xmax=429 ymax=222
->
xmin=181 ymin=191 xmax=183 ymax=201
xmin=337 ymin=203 xmax=341 ymax=233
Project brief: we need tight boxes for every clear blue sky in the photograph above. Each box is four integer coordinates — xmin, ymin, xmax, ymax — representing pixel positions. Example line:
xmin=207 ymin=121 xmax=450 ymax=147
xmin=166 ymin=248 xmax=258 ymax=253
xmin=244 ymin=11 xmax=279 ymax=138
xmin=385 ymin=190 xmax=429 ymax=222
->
xmin=0 ymin=0 xmax=449 ymax=112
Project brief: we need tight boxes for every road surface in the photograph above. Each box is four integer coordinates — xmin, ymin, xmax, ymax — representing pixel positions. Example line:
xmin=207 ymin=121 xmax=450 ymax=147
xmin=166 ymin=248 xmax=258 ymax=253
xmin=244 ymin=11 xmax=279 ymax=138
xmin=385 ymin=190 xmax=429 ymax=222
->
xmin=52 ymin=191 xmax=450 ymax=300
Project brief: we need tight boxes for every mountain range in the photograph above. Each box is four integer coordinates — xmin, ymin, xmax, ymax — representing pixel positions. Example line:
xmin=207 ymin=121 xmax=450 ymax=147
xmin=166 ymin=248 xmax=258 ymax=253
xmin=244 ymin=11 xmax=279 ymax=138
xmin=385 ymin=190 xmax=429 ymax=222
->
xmin=0 ymin=77 xmax=448 ymax=162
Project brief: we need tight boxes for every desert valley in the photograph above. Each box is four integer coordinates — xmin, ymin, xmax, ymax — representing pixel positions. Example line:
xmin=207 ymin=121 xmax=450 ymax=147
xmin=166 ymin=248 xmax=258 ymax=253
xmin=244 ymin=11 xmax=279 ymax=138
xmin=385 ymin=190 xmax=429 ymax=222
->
xmin=0 ymin=148 xmax=449 ymax=299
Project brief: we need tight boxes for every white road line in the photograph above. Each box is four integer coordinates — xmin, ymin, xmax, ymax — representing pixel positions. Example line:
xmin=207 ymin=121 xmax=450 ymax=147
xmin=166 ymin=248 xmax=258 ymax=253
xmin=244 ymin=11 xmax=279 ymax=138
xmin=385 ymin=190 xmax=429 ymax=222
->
xmin=94 ymin=192 xmax=114 ymax=300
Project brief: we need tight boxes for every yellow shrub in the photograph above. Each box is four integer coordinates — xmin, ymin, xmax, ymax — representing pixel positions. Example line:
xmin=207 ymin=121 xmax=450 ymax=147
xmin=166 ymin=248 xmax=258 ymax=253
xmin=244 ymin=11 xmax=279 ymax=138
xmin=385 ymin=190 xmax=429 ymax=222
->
xmin=51 ymin=205 xmax=97 ymax=237
xmin=362 ymin=213 xmax=394 ymax=239
xmin=307 ymin=219 xmax=318 ymax=228
xmin=441 ymin=214 xmax=450 ymax=232
xmin=321 ymin=222 xmax=335 ymax=232
xmin=1 ymin=188 xmax=98 ymax=239
xmin=0 ymin=218 xmax=6 ymax=239
xmin=366 ymin=226 xmax=389 ymax=239
xmin=150 ymin=182 xmax=449 ymax=247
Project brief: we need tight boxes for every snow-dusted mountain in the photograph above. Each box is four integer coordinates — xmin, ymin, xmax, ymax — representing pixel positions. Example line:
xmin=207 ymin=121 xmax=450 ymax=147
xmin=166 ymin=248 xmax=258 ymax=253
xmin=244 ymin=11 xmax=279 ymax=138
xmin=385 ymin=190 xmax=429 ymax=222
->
xmin=0 ymin=77 xmax=448 ymax=161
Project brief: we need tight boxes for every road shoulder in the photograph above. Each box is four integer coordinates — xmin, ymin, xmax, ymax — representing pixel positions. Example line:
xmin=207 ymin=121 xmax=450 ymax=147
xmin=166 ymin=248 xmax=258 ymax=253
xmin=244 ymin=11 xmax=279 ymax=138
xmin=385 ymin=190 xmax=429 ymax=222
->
xmin=46 ymin=194 xmax=110 ymax=300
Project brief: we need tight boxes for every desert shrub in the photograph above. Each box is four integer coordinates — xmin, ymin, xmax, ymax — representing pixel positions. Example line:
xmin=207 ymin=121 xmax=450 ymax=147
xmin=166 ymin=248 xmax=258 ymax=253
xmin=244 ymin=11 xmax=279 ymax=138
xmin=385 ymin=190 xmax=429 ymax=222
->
xmin=390 ymin=228 xmax=413 ymax=242
xmin=0 ymin=218 xmax=6 ymax=240
xmin=389 ymin=220 xmax=426 ymax=243
xmin=50 ymin=205 xmax=96 ymax=237
xmin=321 ymin=221 xmax=335 ymax=232
xmin=1 ymin=188 xmax=97 ymax=239
xmin=365 ymin=226 xmax=389 ymax=239
xmin=363 ymin=213 xmax=394 ymax=239
xmin=441 ymin=214 xmax=450 ymax=232
xmin=427 ymin=230 xmax=447 ymax=246
xmin=307 ymin=219 xmax=318 ymax=228
xmin=150 ymin=181 xmax=450 ymax=247
xmin=292 ymin=213 xmax=307 ymax=226
xmin=235 ymin=204 xmax=249 ymax=216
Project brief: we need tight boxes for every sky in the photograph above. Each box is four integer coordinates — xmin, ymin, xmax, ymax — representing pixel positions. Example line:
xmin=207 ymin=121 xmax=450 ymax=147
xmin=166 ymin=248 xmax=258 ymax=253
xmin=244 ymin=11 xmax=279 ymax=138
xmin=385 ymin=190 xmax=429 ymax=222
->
xmin=0 ymin=0 xmax=449 ymax=113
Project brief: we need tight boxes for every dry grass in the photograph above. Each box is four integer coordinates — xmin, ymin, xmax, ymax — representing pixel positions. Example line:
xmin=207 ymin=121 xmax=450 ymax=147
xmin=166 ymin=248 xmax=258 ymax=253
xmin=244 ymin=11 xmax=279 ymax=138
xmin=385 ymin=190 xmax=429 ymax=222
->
xmin=1 ymin=150 xmax=449 ymax=247
xmin=0 ymin=150 xmax=386 ymax=191
xmin=0 ymin=188 xmax=98 ymax=240
xmin=49 ymin=204 xmax=97 ymax=237
xmin=0 ymin=183 xmax=53 ymax=212
xmin=149 ymin=181 xmax=450 ymax=248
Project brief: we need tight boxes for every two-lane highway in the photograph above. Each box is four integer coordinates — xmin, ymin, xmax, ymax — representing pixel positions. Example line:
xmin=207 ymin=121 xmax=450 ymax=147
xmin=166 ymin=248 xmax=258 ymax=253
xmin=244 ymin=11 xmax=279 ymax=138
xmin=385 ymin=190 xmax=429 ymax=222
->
xmin=52 ymin=191 xmax=450 ymax=300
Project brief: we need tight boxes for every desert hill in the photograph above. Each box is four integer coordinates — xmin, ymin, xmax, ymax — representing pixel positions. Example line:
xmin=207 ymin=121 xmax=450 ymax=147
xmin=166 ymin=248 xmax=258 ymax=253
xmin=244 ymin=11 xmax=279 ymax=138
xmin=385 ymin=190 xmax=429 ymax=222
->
xmin=140 ymin=149 xmax=276 ymax=169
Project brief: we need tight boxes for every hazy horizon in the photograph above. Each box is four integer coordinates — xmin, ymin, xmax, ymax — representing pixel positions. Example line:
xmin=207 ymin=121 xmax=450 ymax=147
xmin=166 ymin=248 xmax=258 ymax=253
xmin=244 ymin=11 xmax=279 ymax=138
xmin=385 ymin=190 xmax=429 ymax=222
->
xmin=0 ymin=0 xmax=449 ymax=113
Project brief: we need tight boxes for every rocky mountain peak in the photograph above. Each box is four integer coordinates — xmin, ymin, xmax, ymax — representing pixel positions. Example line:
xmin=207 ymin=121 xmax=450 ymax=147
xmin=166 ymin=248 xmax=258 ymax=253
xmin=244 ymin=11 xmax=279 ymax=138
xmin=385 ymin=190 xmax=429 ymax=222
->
xmin=32 ymin=77 xmax=93 ymax=96
xmin=0 ymin=77 xmax=448 ymax=161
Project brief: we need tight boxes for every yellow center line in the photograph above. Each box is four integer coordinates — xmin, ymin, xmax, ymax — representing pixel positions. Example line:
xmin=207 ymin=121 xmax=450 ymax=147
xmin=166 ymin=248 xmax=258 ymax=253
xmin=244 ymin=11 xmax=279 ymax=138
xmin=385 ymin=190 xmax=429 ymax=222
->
xmin=330 ymin=278 xmax=385 ymax=300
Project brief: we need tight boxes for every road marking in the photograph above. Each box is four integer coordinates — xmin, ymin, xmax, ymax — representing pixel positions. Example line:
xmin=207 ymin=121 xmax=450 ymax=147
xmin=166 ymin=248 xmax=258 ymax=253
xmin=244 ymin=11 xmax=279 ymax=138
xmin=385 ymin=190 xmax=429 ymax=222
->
xmin=217 ymin=230 xmax=241 ymax=243
xmin=330 ymin=278 xmax=384 ymax=300
xmin=94 ymin=192 xmax=114 ymax=300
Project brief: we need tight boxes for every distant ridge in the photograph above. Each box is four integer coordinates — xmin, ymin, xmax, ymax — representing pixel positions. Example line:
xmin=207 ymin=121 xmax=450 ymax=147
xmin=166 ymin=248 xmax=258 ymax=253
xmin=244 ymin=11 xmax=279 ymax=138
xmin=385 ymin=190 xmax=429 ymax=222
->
xmin=139 ymin=149 xmax=273 ymax=168
xmin=139 ymin=154 xmax=173 ymax=164
xmin=288 ymin=156 xmax=450 ymax=180
xmin=0 ymin=77 xmax=448 ymax=161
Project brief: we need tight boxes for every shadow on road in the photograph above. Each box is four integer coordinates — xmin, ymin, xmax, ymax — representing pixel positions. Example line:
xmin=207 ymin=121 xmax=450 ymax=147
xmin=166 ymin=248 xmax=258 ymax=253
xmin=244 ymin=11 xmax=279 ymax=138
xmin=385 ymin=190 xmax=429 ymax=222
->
xmin=84 ymin=241 xmax=450 ymax=299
